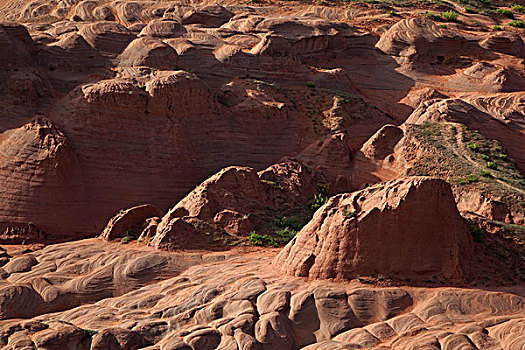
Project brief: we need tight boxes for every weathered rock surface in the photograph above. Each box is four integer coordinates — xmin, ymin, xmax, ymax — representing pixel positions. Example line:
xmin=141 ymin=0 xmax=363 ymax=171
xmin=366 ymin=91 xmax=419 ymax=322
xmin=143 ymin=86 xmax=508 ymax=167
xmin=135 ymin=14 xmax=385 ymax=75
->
xmin=0 ymin=241 xmax=521 ymax=349
xmin=274 ymin=177 xmax=474 ymax=281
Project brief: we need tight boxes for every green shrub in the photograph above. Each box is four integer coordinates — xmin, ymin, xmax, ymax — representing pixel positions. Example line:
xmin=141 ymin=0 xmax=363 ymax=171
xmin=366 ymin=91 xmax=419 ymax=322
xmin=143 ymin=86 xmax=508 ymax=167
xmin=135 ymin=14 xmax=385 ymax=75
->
xmin=499 ymin=154 xmax=509 ymax=161
xmin=317 ymin=0 xmax=328 ymax=5
xmin=309 ymin=193 xmax=328 ymax=212
xmin=467 ymin=143 xmax=479 ymax=151
xmin=439 ymin=24 xmax=447 ymax=28
xmin=121 ymin=236 xmax=131 ymax=244
xmin=275 ymin=227 xmax=297 ymax=244
xmin=480 ymin=154 xmax=490 ymax=161
xmin=307 ymin=81 xmax=316 ymax=88
xmin=468 ymin=224 xmax=483 ymax=242
xmin=511 ymin=4 xmax=525 ymax=13
xmin=248 ymin=232 xmax=278 ymax=247
xmin=345 ymin=211 xmax=357 ymax=219
xmin=275 ymin=216 xmax=304 ymax=230
xmin=465 ymin=6 xmax=477 ymax=13
xmin=317 ymin=183 xmax=330 ymax=196
xmin=467 ymin=175 xmax=479 ymax=183
xmin=441 ymin=10 xmax=459 ymax=21
xmin=509 ymin=20 xmax=525 ymax=28
xmin=389 ymin=10 xmax=398 ymax=16
xmin=493 ymin=25 xmax=503 ymax=30
xmin=426 ymin=11 xmax=440 ymax=20
xmin=479 ymin=170 xmax=493 ymax=177
xmin=84 ymin=329 xmax=98 ymax=337
xmin=487 ymin=161 xmax=498 ymax=169
xmin=496 ymin=8 xmax=515 ymax=18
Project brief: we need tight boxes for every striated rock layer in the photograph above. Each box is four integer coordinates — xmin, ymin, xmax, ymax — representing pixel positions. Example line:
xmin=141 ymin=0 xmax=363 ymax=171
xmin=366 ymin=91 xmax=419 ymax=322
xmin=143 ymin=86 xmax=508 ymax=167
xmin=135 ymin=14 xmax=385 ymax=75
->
xmin=274 ymin=177 xmax=474 ymax=281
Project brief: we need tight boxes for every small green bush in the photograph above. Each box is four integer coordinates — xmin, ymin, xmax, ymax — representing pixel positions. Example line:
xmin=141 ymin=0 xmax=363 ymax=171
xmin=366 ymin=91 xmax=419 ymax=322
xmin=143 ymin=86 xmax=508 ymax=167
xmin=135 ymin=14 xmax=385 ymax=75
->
xmin=345 ymin=211 xmax=357 ymax=219
xmin=317 ymin=0 xmax=328 ymax=5
xmin=317 ymin=183 xmax=330 ymax=196
xmin=511 ymin=4 xmax=525 ymax=13
xmin=493 ymin=25 xmax=503 ymax=30
xmin=467 ymin=143 xmax=479 ymax=151
xmin=275 ymin=227 xmax=297 ymax=244
xmin=121 ymin=236 xmax=131 ymax=244
xmin=496 ymin=8 xmax=515 ymax=18
xmin=499 ymin=154 xmax=509 ymax=161
xmin=426 ymin=11 xmax=440 ymax=20
xmin=465 ymin=6 xmax=477 ymax=13
xmin=467 ymin=175 xmax=479 ymax=183
xmin=307 ymin=81 xmax=316 ymax=89
xmin=248 ymin=232 xmax=278 ymax=247
xmin=441 ymin=10 xmax=459 ymax=21
xmin=275 ymin=216 xmax=304 ymax=230
xmin=486 ymin=161 xmax=498 ymax=169
xmin=439 ymin=24 xmax=447 ymax=28
xmin=479 ymin=170 xmax=493 ymax=177
xmin=468 ymin=224 xmax=483 ymax=242
xmin=480 ymin=154 xmax=490 ymax=161
xmin=509 ymin=20 xmax=525 ymax=28
xmin=389 ymin=10 xmax=398 ymax=16
xmin=309 ymin=193 xmax=328 ymax=212
xmin=84 ymin=329 xmax=98 ymax=337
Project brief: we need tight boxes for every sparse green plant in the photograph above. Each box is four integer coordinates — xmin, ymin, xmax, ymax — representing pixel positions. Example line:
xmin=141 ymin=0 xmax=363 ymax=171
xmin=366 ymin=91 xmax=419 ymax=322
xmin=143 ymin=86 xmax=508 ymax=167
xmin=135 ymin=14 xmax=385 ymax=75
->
xmin=317 ymin=183 xmax=330 ymax=196
xmin=496 ymin=8 xmax=515 ymax=18
xmin=499 ymin=154 xmax=509 ymax=161
xmin=426 ymin=11 xmax=440 ymax=20
xmin=308 ymin=193 xmax=328 ymax=212
xmin=275 ymin=216 xmax=304 ymax=231
xmin=511 ymin=4 xmax=525 ymax=13
xmin=493 ymin=25 xmax=503 ymax=30
xmin=121 ymin=237 xmax=130 ymax=244
xmin=317 ymin=0 xmax=328 ymax=5
xmin=389 ymin=10 xmax=398 ymax=16
xmin=479 ymin=170 xmax=493 ymax=178
xmin=345 ymin=211 xmax=357 ymax=219
xmin=248 ymin=232 xmax=278 ymax=247
xmin=377 ymin=274 xmax=384 ymax=281
xmin=467 ymin=143 xmax=480 ymax=151
xmin=275 ymin=227 xmax=297 ymax=244
xmin=465 ymin=6 xmax=477 ymax=13
xmin=487 ymin=161 xmax=498 ymax=169
xmin=439 ymin=24 xmax=447 ymax=28
xmin=441 ymin=10 xmax=459 ymax=21
xmin=467 ymin=175 xmax=479 ymax=183
xmin=509 ymin=20 xmax=525 ymax=28
xmin=307 ymin=81 xmax=316 ymax=88
xmin=468 ymin=223 xmax=483 ymax=242
xmin=481 ymin=154 xmax=490 ymax=161
xmin=84 ymin=329 xmax=98 ymax=337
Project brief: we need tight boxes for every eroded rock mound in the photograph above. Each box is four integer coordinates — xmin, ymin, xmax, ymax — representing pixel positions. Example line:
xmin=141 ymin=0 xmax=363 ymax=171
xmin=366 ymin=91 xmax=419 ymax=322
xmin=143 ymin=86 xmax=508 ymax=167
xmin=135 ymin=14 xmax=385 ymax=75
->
xmin=148 ymin=161 xmax=319 ymax=250
xmin=274 ymin=177 xmax=474 ymax=281
xmin=376 ymin=18 xmax=471 ymax=62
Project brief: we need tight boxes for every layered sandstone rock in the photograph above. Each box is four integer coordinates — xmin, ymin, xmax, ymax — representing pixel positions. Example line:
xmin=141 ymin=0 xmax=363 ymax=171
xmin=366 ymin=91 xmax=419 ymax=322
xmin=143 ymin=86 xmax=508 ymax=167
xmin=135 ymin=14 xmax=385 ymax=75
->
xmin=274 ymin=177 xmax=474 ymax=281
xmin=149 ymin=161 xmax=319 ymax=249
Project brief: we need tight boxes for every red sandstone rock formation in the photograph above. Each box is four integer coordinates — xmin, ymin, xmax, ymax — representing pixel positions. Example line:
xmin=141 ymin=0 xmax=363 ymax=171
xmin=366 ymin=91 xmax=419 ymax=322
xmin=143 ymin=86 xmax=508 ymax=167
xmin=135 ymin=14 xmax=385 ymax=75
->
xmin=274 ymin=177 xmax=474 ymax=281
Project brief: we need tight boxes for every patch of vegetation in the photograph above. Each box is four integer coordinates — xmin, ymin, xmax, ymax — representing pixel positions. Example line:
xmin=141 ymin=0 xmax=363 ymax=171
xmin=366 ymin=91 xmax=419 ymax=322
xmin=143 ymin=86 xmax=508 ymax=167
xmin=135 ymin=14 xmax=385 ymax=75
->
xmin=84 ymin=329 xmax=98 ymax=337
xmin=467 ymin=175 xmax=479 ymax=183
xmin=275 ymin=215 xmax=304 ymax=231
xmin=121 ymin=236 xmax=131 ymax=244
xmin=486 ymin=161 xmax=498 ymax=169
xmin=465 ymin=6 xmax=477 ymax=13
xmin=481 ymin=154 xmax=490 ymax=161
xmin=439 ymin=24 xmax=448 ymax=28
xmin=345 ymin=211 xmax=357 ymax=219
xmin=317 ymin=183 xmax=330 ymax=196
xmin=307 ymin=81 xmax=317 ymax=89
xmin=248 ymin=232 xmax=278 ymax=247
xmin=309 ymin=193 xmax=328 ymax=212
xmin=317 ymin=0 xmax=328 ymax=5
xmin=509 ymin=20 xmax=525 ymax=28
xmin=479 ymin=170 xmax=493 ymax=178
xmin=442 ymin=10 xmax=459 ymax=21
xmin=496 ymin=8 xmax=515 ymax=18
xmin=511 ymin=4 xmax=525 ymax=13
xmin=467 ymin=142 xmax=480 ymax=151
xmin=468 ymin=223 xmax=483 ymax=242
xmin=389 ymin=10 xmax=398 ymax=16
xmin=493 ymin=25 xmax=503 ymax=30
xmin=426 ymin=11 xmax=440 ymax=20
